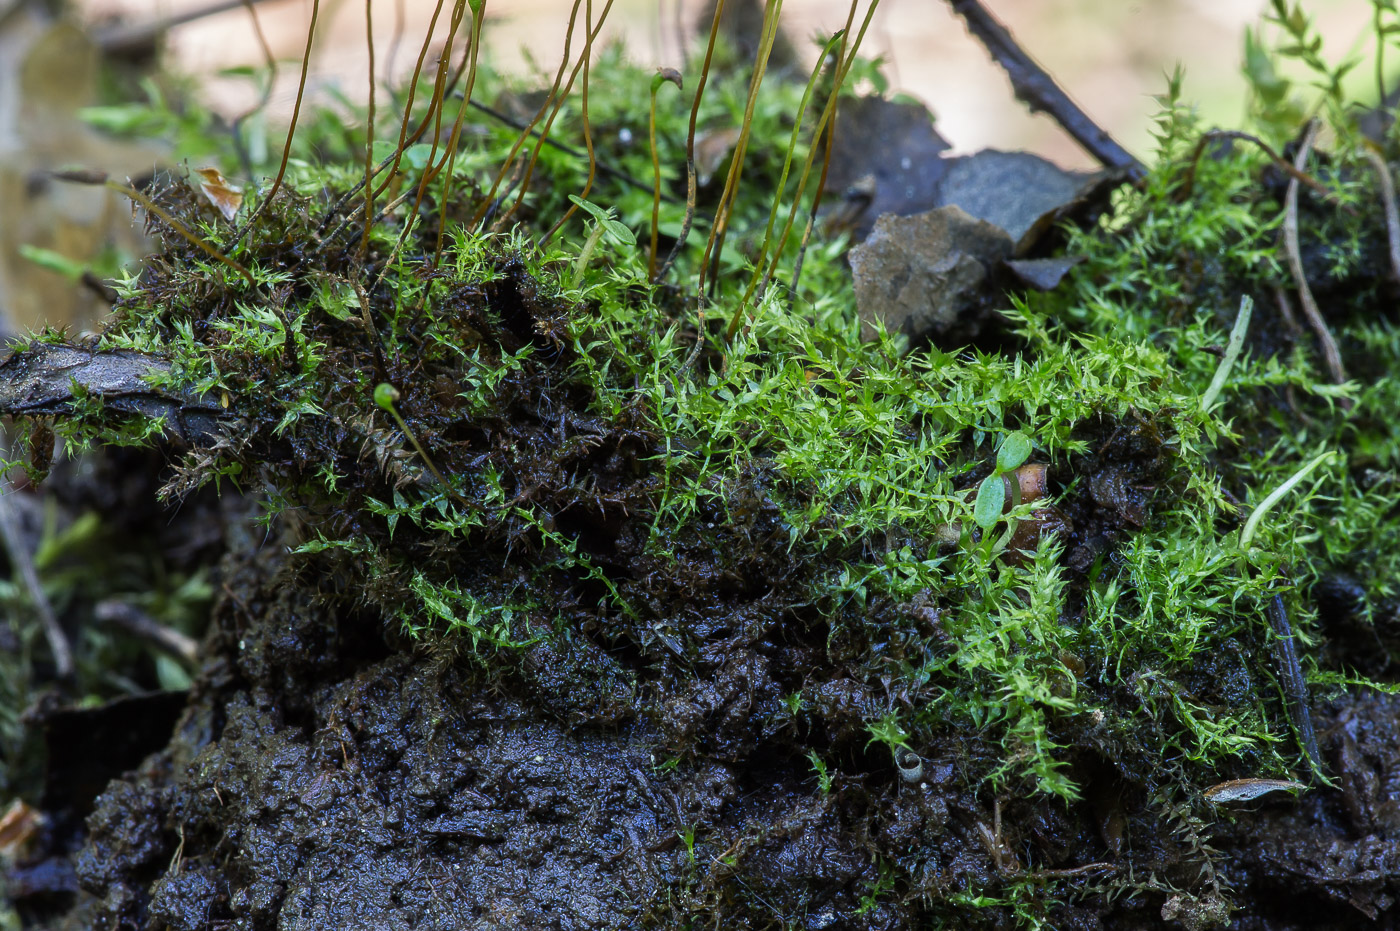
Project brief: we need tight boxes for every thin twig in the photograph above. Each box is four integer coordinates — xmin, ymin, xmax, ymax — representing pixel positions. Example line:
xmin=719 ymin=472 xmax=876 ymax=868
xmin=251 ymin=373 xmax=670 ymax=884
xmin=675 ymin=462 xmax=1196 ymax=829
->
xmin=1362 ymin=148 xmax=1400 ymax=284
xmin=95 ymin=601 xmax=200 ymax=668
xmin=0 ymin=468 xmax=71 ymax=679
xmin=945 ymin=0 xmax=1143 ymax=179
xmin=227 ymin=0 xmax=322 ymax=252
xmin=94 ymin=0 xmax=280 ymax=56
xmin=1181 ymin=130 xmax=1354 ymax=214
xmin=1282 ymin=123 xmax=1347 ymax=391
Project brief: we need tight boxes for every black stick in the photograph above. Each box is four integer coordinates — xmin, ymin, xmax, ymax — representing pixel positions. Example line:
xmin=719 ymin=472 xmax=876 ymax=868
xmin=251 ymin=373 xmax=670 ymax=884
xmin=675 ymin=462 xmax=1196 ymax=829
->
xmin=945 ymin=0 xmax=1144 ymax=180
xmin=95 ymin=0 xmax=281 ymax=57
xmin=1267 ymin=594 xmax=1324 ymax=779
xmin=461 ymin=97 xmax=675 ymax=202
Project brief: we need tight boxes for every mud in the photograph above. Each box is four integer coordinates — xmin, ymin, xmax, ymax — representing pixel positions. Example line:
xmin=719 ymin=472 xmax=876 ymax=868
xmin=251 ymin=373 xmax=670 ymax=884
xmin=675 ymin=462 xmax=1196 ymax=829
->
xmin=5 ymin=406 xmax=1392 ymax=931
xmin=10 ymin=139 xmax=1400 ymax=931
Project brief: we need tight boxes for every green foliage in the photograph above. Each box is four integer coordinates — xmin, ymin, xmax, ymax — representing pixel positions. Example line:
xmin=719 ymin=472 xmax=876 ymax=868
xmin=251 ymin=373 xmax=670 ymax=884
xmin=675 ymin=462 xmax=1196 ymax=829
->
xmin=19 ymin=7 xmax=1400 ymax=927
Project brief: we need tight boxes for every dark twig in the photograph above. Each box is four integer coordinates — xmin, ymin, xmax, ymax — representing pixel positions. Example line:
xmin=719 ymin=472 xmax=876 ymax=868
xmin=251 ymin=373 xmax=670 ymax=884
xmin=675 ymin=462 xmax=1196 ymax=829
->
xmin=93 ymin=0 xmax=280 ymax=56
xmin=1181 ymin=130 xmax=1354 ymax=214
xmin=1362 ymin=149 xmax=1400 ymax=284
xmin=945 ymin=0 xmax=1143 ymax=180
xmin=0 ymin=344 xmax=226 ymax=445
xmin=1266 ymin=595 xmax=1323 ymax=779
xmin=0 ymin=451 xmax=71 ymax=679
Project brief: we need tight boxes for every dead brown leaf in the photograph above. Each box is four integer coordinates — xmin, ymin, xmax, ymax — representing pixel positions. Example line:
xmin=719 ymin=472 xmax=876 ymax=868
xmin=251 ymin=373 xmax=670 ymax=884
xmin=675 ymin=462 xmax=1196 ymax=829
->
xmin=0 ymin=798 xmax=40 ymax=858
xmin=195 ymin=167 xmax=243 ymax=221
xmin=1203 ymin=778 xmax=1306 ymax=804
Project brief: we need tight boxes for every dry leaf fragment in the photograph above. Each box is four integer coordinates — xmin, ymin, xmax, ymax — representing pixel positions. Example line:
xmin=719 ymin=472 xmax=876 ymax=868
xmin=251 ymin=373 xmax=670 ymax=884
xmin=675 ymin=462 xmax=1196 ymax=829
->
xmin=693 ymin=127 xmax=741 ymax=188
xmin=196 ymin=167 xmax=243 ymax=221
xmin=1203 ymin=778 xmax=1306 ymax=803
xmin=0 ymin=798 xmax=41 ymax=858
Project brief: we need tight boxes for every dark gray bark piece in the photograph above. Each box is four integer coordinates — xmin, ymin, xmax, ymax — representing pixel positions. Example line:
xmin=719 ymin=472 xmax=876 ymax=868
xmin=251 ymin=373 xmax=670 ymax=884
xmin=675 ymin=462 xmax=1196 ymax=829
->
xmin=0 ymin=343 xmax=226 ymax=444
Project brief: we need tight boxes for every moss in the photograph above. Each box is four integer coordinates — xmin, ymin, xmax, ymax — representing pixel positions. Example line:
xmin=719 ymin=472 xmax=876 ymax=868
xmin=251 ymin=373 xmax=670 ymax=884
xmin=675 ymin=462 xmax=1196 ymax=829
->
xmin=14 ymin=10 xmax=1400 ymax=927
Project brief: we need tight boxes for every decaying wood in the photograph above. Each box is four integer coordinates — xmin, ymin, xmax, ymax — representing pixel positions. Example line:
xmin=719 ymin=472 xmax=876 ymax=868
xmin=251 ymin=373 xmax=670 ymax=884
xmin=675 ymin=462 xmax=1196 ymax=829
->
xmin=0 ymin=343 xmax=227 ymax=445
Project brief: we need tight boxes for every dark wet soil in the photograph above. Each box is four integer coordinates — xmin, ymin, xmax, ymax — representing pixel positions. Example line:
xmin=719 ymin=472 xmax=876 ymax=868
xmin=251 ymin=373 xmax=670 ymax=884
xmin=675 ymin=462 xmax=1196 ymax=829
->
xmin=3 ymin=437 xmax=1398 ymax=931
xmin=8 ymin=153 xmax=1400 ymax=931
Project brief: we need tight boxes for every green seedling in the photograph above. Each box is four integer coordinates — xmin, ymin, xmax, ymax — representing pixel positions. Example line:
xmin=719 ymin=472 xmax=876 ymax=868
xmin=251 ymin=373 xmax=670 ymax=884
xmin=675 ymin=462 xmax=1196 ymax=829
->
xmin=568 ymin=195 xmax=635 ymax=287
xmin=806 ymin=750 xmax=833 ymax=794
xmin=973 ymin=431 xmax=1033 ymax=531
xmin=373 ymin=383 xmax=478 ymax=512
xmin=1238 ymin=450 xmax=1335 ymax=554
xmin=1200 ymin=295 xmax=1254 ymax=412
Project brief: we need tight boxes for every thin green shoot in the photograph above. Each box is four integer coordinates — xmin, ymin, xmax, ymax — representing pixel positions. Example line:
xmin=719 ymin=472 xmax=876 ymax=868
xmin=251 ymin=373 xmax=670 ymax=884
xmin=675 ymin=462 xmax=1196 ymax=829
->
xmin=1200 ymin=295 xmax=1254 ymax=412
xmin=568 ymin=195 xmax=636 ymax=287
xmin=374 ymin=383 xmax=480 ymax=513
xmin=655 ymin=0 xmax=727 ymax=281
xmin=1239 ymin=450 xmax=1335 ymax=552
xmin=734 ymin=31 xmax=844 ymax=319
xmin=698 ymin=0 xmax=783 ymax=302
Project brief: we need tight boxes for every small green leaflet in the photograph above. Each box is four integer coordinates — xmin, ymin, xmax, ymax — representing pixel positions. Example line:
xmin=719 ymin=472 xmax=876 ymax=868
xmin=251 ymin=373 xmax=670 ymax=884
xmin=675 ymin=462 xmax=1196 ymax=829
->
xmin=568 ymin=195 xmax=636 ymax=246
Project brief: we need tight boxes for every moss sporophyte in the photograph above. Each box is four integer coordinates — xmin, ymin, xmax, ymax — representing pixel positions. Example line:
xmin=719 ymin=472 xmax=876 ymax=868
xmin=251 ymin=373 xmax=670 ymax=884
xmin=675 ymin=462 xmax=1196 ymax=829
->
xmin=8 ymin=1 xmax=1400 ymax=926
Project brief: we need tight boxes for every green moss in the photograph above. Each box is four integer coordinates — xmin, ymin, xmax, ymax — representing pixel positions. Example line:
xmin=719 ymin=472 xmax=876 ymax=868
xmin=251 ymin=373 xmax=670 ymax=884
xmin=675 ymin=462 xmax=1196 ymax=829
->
xmin=17 ymin=11 xmax=1400 ymax=926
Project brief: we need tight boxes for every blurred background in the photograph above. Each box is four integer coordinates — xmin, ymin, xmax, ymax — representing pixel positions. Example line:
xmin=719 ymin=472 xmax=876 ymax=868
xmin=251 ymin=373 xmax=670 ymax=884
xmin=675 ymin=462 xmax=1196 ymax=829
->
xmin=71 ymin=0 xmax=1380 ymax=166
xmin=0 ymin=0 xmax=1385 ymax=335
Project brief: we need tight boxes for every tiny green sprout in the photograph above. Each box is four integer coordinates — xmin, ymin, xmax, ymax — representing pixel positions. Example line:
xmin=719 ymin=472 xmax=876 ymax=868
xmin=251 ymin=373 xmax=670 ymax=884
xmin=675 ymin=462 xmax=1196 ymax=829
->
xmin=865 ymin=712 xmax=910 ymax=751
xmin=1238 ymin=449 xmax=1335 ymax=552
xmin=373 ymin=383 xmax=479 ymax=512
xmin=974 ymin=431 xmax=1033 ymax=531
xmin=1200 ymin=295 xmax=1254 ymax=412
xmin=679 ymin=825 xmax=698 ymax=866
xmin=568 ymin=194 xmax=636 ymax=288
xmin=806 ymin=750 xmax=833 ymax=794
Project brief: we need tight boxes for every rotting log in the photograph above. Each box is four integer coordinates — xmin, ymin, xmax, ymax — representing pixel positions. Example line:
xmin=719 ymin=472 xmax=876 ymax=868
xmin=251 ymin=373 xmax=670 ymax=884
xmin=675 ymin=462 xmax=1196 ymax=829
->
xmin=0 ymin=343 xmax=226 ymax=445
